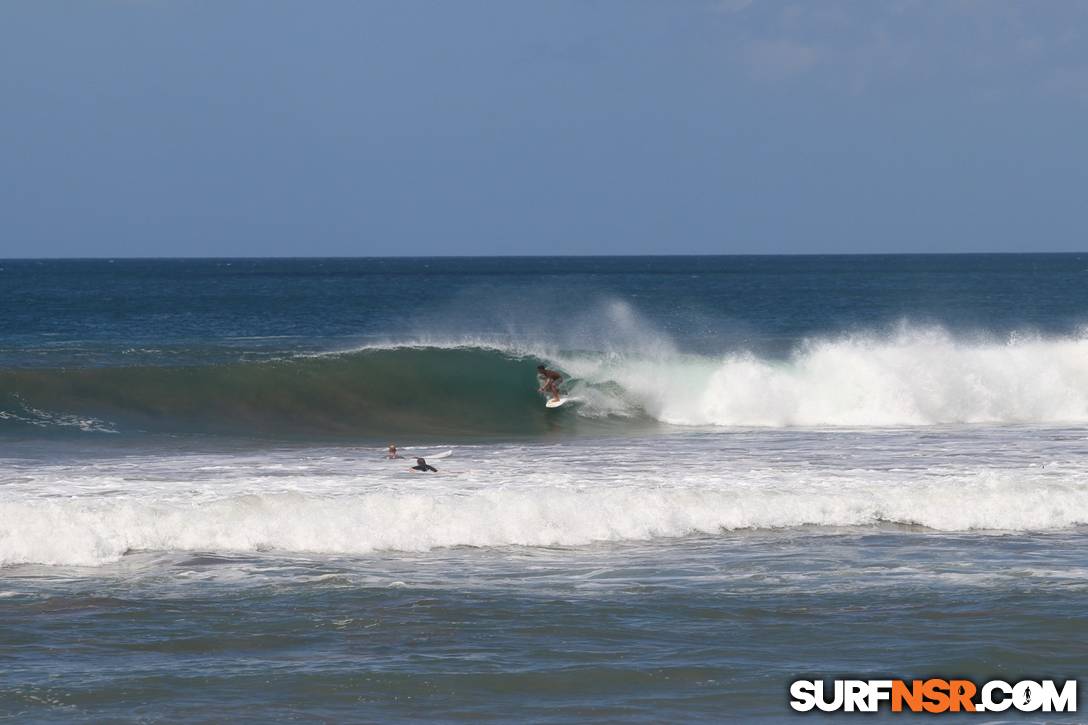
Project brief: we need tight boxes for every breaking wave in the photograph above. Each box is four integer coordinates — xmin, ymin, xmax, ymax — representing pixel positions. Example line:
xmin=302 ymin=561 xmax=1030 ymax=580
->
xmin=3 ymin=471 xmax=1087 ymax=566
xmin=4 ymin=325 xmax=1088 ymax=437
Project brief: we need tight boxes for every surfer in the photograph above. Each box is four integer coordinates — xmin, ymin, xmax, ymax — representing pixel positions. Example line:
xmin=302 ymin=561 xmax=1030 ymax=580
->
xmin=537 ymin=365 xmax=562 ymax=403
xmin=410 ymin=457 xmax=437 ymax=473
xmin=386 ymin=443 xmax=400 ymax=459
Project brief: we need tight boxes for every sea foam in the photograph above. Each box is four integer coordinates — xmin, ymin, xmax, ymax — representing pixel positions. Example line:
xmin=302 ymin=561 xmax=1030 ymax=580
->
xmin=4 ymin=471 xmax=1086 ymax=567
xmin=556 ymin=326 xmax=1088 ymax=427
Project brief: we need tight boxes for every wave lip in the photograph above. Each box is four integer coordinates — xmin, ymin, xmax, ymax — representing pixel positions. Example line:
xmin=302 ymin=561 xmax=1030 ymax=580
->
xmin=4 ymin=474 xmax=1087 ymax=567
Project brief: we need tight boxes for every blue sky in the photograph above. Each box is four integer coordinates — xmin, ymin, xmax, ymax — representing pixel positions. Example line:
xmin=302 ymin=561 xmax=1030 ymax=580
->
xmin=2 ymin=0 xmax=1087 ymax=256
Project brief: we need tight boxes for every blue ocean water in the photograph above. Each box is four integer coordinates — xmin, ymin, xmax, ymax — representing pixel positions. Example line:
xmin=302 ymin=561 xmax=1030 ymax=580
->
xmin=2 ymin=255 xmax=1087 ymax=722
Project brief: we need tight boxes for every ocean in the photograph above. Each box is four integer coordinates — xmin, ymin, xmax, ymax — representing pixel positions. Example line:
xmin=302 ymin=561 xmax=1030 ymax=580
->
xmin=1 ymin=255 xmax=1086 ymax=722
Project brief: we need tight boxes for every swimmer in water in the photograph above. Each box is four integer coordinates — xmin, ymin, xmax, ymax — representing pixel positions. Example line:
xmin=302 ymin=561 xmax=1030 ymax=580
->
xmin=387 ymin=443 xmax=400 ymax=459
xmin=410 ymin=457 xmax=437 ymax=473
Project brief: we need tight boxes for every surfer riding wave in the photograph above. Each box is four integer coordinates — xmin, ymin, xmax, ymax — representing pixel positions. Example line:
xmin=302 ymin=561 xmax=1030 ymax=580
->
xmin=537 ymin=365 xmax=563 ymax=404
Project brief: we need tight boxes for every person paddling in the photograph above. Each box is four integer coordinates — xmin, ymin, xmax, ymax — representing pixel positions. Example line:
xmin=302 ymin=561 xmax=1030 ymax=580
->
xmin=410 ymin=457 xmax=437 ymax=473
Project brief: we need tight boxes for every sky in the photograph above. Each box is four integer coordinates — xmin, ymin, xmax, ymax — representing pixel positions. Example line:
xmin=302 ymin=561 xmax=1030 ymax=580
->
xmin=2 ymin=0 xmax=1087 ymax=257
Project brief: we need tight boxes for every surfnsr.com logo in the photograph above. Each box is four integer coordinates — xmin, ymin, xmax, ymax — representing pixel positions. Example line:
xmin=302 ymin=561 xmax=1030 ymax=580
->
xmin=789 ymin=679 xmax=1077 ymax=714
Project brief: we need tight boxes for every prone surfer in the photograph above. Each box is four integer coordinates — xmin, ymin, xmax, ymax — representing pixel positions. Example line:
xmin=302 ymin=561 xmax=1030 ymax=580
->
xmin=410 ymin=457 xmax=437 ymax=473
xmin=537 ymin=365 xmax=562 ymax=403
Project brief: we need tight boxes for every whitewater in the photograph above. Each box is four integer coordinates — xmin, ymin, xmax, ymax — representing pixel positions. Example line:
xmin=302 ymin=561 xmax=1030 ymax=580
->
xmin=499 ymin=322 xmax=1088 ymax=426
xmin=4 ymin=424 xmax=1087 ymax=567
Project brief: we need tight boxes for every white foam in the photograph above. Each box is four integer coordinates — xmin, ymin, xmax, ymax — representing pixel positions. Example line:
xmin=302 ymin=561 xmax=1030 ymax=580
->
xmin=0 ymin=394 xmax=118 ymax=433
xmin=3 ymin=468 xmax=1086 ymax=567
xmin=554 ymin=325 xmax=1088 ymax=427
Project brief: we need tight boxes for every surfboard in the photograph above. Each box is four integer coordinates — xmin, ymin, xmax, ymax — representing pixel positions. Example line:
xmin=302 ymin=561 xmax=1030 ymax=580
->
xmin=389 ymin=449 xmax=453 ymax=460
xmin=545 ymin=398 xmax=569 ymax=408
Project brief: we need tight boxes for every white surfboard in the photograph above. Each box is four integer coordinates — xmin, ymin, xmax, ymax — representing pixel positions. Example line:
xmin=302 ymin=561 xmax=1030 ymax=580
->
xmin=545 ymin=398 xmax=569 ymax=408
xmin=389 ymin=449 xmax=453 ymax=460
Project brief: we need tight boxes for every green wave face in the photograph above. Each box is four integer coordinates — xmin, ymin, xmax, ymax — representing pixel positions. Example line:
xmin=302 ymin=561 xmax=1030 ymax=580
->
xmin=0 ymin=347 xmax=608 ymax=440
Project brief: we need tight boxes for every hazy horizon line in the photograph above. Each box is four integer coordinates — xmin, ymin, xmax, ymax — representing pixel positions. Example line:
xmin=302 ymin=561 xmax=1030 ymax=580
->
xmin=3 ymin=250 xmax=1085 ymax=262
